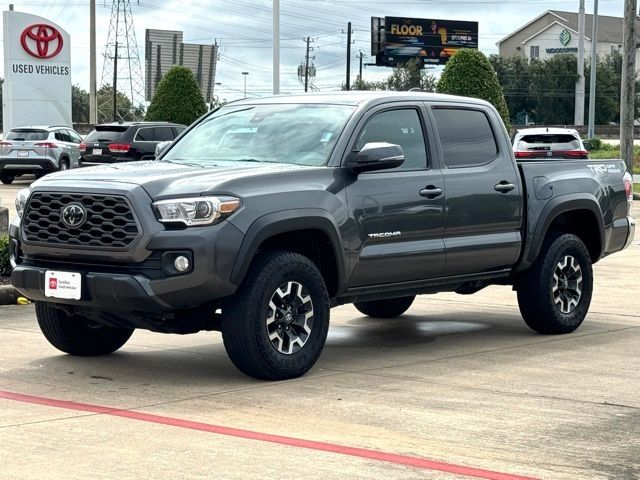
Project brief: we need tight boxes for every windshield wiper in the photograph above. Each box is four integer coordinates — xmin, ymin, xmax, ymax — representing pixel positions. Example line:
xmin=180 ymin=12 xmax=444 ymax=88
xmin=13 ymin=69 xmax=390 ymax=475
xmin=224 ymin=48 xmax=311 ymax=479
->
xmin=158 ymin=158 xmax=204 ymax=167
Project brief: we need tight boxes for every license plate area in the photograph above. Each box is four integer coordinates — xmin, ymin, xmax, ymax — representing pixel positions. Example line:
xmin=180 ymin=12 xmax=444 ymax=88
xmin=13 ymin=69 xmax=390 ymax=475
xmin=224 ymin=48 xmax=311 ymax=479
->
xmin=45 ymin=271 xmax=81 ymax=300
xmin=17 ymin=150 xmax=29 ymax=157
xmin=92 ymin=148 xmax=102 ymax=155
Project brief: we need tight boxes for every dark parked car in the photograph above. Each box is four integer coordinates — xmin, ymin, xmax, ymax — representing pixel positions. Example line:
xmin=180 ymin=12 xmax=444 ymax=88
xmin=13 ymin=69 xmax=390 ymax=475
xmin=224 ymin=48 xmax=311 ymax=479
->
xmin=10 ymin=92 xmax=635 ymax=380
xmin=79 ymin=122 xmax=185 ymax=166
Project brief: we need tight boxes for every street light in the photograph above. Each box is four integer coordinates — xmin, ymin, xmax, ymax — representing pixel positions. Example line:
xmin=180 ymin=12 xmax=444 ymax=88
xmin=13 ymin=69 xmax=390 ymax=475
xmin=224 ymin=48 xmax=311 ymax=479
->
xmin=242 ymin=72 xmax=249 ymax=99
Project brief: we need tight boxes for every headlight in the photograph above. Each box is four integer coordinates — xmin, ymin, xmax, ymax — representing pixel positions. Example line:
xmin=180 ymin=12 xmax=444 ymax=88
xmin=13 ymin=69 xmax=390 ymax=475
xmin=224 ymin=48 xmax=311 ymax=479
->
xmin=152 ymin=196 xmax=241 ymax=226
xmin=15 ymin=188 xmax=30 ymax=218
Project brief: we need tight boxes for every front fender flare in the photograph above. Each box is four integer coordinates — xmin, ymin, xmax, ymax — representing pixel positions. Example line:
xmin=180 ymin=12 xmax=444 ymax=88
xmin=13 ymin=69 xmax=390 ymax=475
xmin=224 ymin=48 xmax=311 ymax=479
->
xmin=230 ymin=209 xmax=346 ymax=290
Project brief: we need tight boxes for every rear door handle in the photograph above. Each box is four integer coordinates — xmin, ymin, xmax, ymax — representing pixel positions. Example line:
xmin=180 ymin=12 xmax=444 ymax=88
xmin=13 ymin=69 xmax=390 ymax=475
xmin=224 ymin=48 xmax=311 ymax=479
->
xmin=419 ymin=185 xmax=444 ymax=198
xmin=494 ymin=181 xmax=515 ymax=193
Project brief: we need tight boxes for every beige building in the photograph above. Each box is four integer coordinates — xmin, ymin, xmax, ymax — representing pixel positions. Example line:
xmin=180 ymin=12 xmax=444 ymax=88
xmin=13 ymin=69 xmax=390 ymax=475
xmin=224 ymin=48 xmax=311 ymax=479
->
xmin=497 ymin=10 xmax=640 ymax=65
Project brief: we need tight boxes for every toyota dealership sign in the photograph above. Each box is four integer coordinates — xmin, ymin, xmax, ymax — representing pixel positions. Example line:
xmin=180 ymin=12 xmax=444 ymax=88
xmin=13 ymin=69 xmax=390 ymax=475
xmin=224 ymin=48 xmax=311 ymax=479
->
xmin=2 ymin=10 xmax=71 ymax=132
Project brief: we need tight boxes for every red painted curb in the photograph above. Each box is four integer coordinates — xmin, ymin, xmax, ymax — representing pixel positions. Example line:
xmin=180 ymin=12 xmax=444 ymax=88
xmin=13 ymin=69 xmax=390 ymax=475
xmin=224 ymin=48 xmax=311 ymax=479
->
xmin=0 ymin=390 xmax=538 ymax=480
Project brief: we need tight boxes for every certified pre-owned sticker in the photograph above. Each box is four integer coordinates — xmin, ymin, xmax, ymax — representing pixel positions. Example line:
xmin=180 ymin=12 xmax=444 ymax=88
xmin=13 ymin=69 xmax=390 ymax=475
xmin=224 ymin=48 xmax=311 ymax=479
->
xmin=588 ymin=163 xmax=622 ymax=174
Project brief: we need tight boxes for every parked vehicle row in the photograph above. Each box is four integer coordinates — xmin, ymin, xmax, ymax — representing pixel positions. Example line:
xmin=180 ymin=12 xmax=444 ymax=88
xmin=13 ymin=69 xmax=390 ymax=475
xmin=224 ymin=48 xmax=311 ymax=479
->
xmin=0 ymin=121 xmax=186 ymax=184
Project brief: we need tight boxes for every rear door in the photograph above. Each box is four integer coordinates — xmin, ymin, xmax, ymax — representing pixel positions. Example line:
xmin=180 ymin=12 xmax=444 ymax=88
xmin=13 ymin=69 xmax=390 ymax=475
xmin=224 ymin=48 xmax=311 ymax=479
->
xmin=82 ymin=126 xmax=129 ymax=163
xmin=345 ymin=103 xmax=445 ymax=286
xmin=0 ymin=129 xmax=49 ymax=162
xmin=429 ymin=104 xmax=522 ymax=276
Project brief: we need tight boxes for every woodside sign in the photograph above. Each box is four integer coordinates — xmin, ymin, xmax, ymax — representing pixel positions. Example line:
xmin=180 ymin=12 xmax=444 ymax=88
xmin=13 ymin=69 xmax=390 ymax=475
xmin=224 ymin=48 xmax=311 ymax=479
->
xmin=2 ymin=11 xmax=71 ymax=132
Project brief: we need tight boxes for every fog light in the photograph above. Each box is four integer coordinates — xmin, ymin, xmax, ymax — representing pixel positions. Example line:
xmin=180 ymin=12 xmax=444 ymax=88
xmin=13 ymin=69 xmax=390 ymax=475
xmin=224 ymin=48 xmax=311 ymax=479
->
xmin=174 ymin=256 xmax=190 ymax=272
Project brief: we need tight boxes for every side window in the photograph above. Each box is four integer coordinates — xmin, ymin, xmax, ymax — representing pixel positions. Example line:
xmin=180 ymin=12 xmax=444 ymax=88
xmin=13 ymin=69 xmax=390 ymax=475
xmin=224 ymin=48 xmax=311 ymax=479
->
xmin=135 ymin=128 xmax=153 ymax=141
xmin=432 ymin=108 xmax=498 ymax=168
xmin=174 ymin=126 xmax=186 ymax=137
xmin=54 ymin=131 xmax=64 ymax=142
xmin=66 ymin=130 xmax=82 ymax=143
xmin=154 ymin=127 xmax=174 ymax=142
xmin=356 ymin=109 xmax=428 ymax=171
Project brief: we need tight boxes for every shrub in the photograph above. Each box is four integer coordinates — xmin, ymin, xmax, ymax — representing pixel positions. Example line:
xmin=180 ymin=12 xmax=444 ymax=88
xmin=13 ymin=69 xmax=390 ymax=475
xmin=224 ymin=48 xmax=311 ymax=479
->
xmin=145 ymin=66 xmax=207 ymax=126
xmin=583 ymin=137 xmax=603 ymax=151
xmin=0 ymin=234 xmax=10 ymax=277
xmin=437 ymin=49 xmax=511 ymax=129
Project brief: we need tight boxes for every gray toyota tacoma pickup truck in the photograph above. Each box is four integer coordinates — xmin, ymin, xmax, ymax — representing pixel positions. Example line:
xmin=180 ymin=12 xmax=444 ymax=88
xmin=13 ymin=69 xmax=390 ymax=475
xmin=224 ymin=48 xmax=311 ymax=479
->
xmin=9 ymin=92 xmax=635 ymax=380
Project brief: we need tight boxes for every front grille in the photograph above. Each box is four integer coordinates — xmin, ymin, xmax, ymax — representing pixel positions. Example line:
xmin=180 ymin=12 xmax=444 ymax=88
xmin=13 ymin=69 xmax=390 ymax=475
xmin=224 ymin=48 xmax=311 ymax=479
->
xmin=23 ymin=192 xmax=139 ymax=249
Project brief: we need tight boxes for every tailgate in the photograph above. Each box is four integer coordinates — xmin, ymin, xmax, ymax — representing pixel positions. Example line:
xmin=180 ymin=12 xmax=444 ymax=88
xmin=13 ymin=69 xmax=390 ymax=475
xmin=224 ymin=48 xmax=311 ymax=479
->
xmin=0 ymin=142 xmax=50 ymax=159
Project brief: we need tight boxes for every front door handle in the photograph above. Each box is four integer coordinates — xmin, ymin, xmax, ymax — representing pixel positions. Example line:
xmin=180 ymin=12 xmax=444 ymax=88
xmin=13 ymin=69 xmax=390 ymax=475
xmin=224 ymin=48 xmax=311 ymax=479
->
xmin=419 ymin=185 xmax=444 ymax=198
xmin=494 ymin=181 xmax=515 ymax=193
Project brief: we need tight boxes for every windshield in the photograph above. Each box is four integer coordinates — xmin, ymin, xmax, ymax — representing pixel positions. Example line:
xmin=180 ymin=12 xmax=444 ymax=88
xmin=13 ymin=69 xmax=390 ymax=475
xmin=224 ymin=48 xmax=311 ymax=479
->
xmin=518 ymin=134 xmax=580 ymax=151
xmin=162 ymin=104 xmax=355 ymax=167
xmin=6 ymin=129 xmax=48 ymax=141
xmin=84 ymin=127 xmax=128 ymax=143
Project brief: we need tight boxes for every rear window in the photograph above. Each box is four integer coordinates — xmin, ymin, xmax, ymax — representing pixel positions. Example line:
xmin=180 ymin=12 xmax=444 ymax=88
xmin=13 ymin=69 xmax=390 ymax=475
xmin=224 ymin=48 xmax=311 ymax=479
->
xmin=6 ymin=129 xmax=48 ymax=141
xmin=519 ymin=134 xmax=580 ymax=151
xmin=84 ymin=126 xmax=128 ymax=143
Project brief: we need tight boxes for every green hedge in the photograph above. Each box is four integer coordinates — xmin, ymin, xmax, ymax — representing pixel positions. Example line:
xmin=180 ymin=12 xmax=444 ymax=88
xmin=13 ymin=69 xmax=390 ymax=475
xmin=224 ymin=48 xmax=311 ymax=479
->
xmin=0 ymin=234 xmax=10 ymax=277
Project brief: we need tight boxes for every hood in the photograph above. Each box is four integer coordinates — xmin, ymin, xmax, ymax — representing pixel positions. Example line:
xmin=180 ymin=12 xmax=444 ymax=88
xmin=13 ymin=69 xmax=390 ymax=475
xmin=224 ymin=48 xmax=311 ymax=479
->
xmin=35 ymin=160 xmax=317 ymax=198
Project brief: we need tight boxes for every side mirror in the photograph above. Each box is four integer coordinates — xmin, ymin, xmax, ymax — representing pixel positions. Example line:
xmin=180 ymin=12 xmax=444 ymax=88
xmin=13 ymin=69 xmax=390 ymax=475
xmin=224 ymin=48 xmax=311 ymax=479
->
xmin=347 ymin=142 xmax=404 ymax=174
xmin=155 ymin=140 xmax=172 ymax=158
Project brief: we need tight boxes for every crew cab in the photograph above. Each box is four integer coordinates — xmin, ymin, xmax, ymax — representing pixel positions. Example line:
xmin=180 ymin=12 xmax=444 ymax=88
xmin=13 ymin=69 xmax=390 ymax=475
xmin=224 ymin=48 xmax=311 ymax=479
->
xmin=9 ymin=92 xmax=635 ymax=380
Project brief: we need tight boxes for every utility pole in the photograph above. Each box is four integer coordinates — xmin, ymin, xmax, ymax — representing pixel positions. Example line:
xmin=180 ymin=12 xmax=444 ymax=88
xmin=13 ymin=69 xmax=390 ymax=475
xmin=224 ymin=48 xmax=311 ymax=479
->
xmin=574 ymin=0 xmax=585 ymax=125
xmin=242 ymin=71 xmax=249 ymax=99
xmin=587 ymin=0 xmax=599 ymax=138
xmin=304 ymin=36 xmax=311 ymax=92
xmin=620 ymin=0 xmax=637 ymax=173
xmin=345 ymin=22 xmax=352 ymax=91
xmin=273 ymin=0 xmax=280 ymax=94
xmin=112 ymin=42 xmax=118 ymax=122
xmin=358 ymin=51 xmax=364 ymax=83
xmin=89 ymin=0 xmax=97 ymax=125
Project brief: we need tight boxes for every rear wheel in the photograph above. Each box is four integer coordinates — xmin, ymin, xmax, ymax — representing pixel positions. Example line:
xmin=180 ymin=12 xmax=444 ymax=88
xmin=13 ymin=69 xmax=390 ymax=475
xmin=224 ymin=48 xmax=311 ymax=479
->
xmin=517 ymin=233 xmax=593 ymax=334
xmin=0 ymin=173 xmax=14 ymax=184
xmin=221 ymin=251 xmax=330 ymax=380
xmin=35 ymin=302 xmax=133 ymax=355
xmin=354 ymin=296 xmax=415 ymax=318
xmin=58 ymin=158 xmax=69 ymax=171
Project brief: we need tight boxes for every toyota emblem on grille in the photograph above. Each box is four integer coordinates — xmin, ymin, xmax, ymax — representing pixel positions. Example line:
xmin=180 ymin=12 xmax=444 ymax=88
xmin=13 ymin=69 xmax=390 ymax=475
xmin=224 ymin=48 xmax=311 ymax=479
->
xmin=61 ymin=203 xmax=87 ymax=228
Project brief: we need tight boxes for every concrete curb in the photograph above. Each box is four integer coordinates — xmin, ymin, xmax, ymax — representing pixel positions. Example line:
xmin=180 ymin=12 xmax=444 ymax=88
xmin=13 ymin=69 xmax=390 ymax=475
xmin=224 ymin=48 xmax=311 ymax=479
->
xmin=0 ymin=284 xmax=19 ymax=305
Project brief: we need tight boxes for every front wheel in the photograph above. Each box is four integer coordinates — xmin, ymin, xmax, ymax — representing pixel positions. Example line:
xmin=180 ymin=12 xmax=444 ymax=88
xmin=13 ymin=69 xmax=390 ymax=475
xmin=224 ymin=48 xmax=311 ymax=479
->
xmin=354 ymin=296 xmax=415 ymax=318
xmin=517 ymin=233 xmax=593 ymax=334
xmin=35 ymin=302 xmax=133 ymax=355
xmin=221 ymin=251 xmax=330 ymax=380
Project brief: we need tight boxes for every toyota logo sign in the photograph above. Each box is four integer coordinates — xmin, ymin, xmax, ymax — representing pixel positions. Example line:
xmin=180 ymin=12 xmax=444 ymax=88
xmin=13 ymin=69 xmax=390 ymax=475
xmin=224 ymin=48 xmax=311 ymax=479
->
xmin=61 ymin=203 xmax=87 ymax=228
xmin=20 ymin=24 xmax=64 ymax=59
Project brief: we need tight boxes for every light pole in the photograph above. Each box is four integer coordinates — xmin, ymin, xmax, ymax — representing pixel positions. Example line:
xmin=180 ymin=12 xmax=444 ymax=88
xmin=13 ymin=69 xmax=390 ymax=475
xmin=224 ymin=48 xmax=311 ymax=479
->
xmin=242 ymin=72 xmax=249 ymax=99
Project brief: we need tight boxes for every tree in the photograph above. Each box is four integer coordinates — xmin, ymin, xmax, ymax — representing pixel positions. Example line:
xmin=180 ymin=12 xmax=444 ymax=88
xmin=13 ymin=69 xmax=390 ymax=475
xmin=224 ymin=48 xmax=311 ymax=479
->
xmin=72 ymin=85 xmax=89 ymax=124
xmin=97 ymin=85 xmax=141 ymax=123
xmin=489 ymin=55 xmax=535 ymax=124
xmin=437 ymin=49 xmax=511 ymax=128
xmin=529 ymin=55 xmax=578 ymax=125
xmin=146 ymin=66 xmax=207 ymax=125
xmin=347 ymin=59 xmax=436 ymax=92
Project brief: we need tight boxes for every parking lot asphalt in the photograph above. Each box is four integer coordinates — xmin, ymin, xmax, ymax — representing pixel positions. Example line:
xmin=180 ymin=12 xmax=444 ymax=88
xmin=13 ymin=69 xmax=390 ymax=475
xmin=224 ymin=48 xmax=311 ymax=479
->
xmin=0 ymin=190 xmax=639 ymax=480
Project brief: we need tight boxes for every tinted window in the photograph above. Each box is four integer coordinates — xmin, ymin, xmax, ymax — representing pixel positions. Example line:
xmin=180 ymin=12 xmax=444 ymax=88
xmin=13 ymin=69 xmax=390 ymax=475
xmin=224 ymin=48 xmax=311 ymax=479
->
xmin=84 ymin=126 xmax=127 ymax=143
xmin=6 ymin=129 xmax=48 ymax=141
xmin=154 ymin=127 xmax=174 ymax=141
xmin=356 ymin=109 xmax=427 ymax=171
xmin=174 ymin=126 xmax=186 ymax=136
xmin=518 ymin=134 xmax=580 ymax=151
xmin=135 ymin=128 xmax=154 ymax=141
xmin=433 ymin=108 xmax=498 ymax=168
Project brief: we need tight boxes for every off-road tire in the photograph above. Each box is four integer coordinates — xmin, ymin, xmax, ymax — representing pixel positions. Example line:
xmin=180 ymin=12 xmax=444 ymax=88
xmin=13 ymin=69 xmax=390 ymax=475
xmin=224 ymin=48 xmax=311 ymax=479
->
xmin=354 ymin=296 xmax=415 ymax=318
xmin=221 ymin=251 xmax=330 ymax=380
xmin=517 ymin=233 xmax=593 ymax=334
xmin=35 ymin=302 xmax=133 ymax=355
xmin=0 ymin=173 xmax=14 ymax=185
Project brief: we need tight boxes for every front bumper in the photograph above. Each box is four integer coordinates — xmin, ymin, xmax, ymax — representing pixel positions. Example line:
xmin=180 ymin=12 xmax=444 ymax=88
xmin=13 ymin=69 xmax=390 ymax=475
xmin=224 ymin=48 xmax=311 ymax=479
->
xmin=623 ymin=215 xmax=635 ymax=250
xmin=10 ymin=219 xmax=245 ymax=312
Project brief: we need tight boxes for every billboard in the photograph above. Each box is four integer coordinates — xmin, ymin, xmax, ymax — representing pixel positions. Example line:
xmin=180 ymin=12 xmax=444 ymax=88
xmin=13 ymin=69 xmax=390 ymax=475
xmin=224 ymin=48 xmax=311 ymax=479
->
xmin=2 ymin=10 xmax=72 ymax=132
xmin=372 ymin=16 xmax=478 ymax=67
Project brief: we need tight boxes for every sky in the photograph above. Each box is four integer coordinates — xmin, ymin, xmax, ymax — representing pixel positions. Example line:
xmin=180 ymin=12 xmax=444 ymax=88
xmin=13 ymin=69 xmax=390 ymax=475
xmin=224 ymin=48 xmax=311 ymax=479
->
xmin=0 ymin=0 xmax=626 ymax=103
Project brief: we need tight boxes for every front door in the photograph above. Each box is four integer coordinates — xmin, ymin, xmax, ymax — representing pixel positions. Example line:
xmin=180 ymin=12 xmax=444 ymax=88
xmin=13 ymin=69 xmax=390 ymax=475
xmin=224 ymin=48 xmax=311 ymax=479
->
xmin=345 ymin=105 xmax=445 ymax=287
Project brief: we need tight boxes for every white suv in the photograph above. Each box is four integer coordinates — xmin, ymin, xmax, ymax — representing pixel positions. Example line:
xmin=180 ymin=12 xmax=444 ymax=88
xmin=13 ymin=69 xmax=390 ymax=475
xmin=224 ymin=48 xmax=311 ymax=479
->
xmin=512 ymin=127 xmax=588 ymax=160
xmin=0 ymin=125 xmax=83 ymax=184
